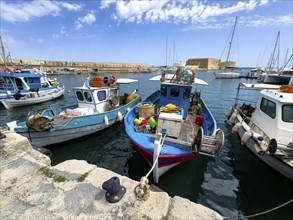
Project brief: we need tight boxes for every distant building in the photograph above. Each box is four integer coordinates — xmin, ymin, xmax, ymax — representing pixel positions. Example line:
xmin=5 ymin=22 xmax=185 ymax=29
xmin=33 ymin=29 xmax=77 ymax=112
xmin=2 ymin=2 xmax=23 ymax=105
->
xmin=186 ymin=58 xmax=236 ymax=70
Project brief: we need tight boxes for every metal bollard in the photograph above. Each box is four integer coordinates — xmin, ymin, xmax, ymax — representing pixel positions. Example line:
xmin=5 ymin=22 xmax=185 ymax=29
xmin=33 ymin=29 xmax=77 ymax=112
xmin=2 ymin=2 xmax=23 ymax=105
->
xmin=102 ymin=176 xmax=126 ymax=203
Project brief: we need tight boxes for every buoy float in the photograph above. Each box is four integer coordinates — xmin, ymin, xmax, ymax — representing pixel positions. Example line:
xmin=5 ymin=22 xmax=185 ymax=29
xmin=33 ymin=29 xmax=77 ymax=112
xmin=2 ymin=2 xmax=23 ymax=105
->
xmin=126 ymin=107 xmax=130 ymax=112
xmin=252 ymin=132 xmax=264 ymax=141
xmin=117 ymin=111 xmax=123 ymax=122
xmin=104 ymin=115 xmax=109 ymax=125
xmin=232 ymin=122 xmax=242 ymax=133
xmin=134 ymin=118 xmax=141 ymax=125
xmin=241 ymin=131 xmax=252 ymax=144
xmin=67 ymin=90 xmax=71 ymax=93
xmin=226 ymin=106 xmax=233 ymax=117
xmin=228 ymin=112 xmax=237 ymax=123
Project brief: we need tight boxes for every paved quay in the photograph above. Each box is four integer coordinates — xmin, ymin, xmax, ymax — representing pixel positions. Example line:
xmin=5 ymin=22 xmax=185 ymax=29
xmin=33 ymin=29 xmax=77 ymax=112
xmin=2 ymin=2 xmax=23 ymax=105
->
xmin=0 ymin=131 xmax=223 ymax=220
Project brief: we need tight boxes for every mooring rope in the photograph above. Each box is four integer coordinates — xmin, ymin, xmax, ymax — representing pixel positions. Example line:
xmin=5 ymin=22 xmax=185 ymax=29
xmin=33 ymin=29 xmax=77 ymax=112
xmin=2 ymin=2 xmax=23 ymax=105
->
xmin=223 ymin=199 xmax=293 ymax=219
xmin=145 ymin=133 xmax=166 ymax=179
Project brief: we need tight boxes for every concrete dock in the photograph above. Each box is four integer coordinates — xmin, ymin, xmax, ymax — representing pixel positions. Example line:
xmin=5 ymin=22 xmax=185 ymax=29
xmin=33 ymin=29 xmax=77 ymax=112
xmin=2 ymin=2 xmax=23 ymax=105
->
xmin=0 ymin=130 xmax=222 ymax=219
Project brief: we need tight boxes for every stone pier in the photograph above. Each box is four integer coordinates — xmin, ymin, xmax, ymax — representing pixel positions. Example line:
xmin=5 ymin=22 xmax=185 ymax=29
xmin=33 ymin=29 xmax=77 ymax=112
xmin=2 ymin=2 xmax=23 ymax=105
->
xmin=0 ymin=131 xmax=222 ymax=220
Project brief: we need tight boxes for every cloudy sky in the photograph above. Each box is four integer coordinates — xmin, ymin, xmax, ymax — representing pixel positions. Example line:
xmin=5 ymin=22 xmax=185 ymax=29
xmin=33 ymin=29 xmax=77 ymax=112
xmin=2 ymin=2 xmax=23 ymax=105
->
xmin=0 ymin=0 xmax=292 ymax=67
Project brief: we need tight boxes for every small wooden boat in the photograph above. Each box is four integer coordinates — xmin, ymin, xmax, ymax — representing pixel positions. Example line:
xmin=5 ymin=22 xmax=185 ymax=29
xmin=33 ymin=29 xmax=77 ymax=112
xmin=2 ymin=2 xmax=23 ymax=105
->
xmin=124 ymin=66 xmax=224 ymax=183
xmin=1 ymin=86 xmax=65 ymax=109
xmin=226 ymin=83 xmax=293 ymax=181
xmin=7 ymin=75 xmax=141 ymax=147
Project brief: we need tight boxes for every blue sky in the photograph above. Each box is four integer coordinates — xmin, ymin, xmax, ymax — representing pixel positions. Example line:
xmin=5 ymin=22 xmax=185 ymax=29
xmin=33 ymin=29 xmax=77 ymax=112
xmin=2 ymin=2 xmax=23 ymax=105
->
xmin=0 ymin=0 xmax=292 ymax=67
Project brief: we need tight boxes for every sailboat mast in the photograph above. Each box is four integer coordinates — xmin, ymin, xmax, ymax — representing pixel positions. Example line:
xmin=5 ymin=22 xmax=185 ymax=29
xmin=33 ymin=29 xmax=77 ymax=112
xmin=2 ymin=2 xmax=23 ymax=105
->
xmin=166 ymin=34 xmax=168 ymax=66
xmin=268 ymin=31 xmax=280 ymax=71
xmin=226 ymin=16 xmax=238 ymax=62
xmin=0 ymin=36 xmax=7 ymax=68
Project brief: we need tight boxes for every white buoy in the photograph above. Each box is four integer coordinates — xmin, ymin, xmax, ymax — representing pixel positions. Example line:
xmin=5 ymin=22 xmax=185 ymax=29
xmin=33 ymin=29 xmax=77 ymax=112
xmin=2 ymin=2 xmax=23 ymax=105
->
xmin=226 ymin=106 xmax=233 ymax=117
xmin=228 ymin=112 xmax=237 ymax=123
xmin=252 ymin=132 xmax=264 ymax=142
xmin=126 ymin=107 xmax=130 ymax=112
xmin=241 ymin=131 xmax=252 ymax=144
xmin=104 ymin=115 xmax=109 ymax=126
xmin=117 ymin=111 xmax=123 ymax=122
xmin=232 ymin=122 xmax=242 ymax=133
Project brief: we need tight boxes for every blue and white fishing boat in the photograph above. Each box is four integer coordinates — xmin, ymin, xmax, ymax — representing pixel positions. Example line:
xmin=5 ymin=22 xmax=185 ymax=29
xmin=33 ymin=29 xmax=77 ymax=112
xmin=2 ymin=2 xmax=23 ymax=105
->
xmin=124 ymin=66 xmax=224 ymax=183
xmin=0 ymin=70 xmax=62 ymax=100
xmin=7 ymin=75 xmax=141 ymax=147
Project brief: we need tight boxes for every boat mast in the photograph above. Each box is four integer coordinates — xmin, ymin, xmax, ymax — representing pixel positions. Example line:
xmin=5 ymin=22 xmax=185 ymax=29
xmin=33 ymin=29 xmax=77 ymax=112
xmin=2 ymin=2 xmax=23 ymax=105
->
xmin=166 ymin=34 xmax=168 ymax=67
xmin=0 ymin=36 xmax=7 ymax=68
xmin=267 ymin=31 xmax=280 ymax=71
xmin=226 ymin=16 xmax=238 ymax=63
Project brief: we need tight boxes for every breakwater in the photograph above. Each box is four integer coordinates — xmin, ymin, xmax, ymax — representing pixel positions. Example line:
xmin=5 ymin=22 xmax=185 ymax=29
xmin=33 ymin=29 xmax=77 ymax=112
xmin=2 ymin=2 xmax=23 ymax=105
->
xmin=0 ymin=130 xmax=222 ymax=219
xmin=0 ymin=59 xmax=159 ymax=73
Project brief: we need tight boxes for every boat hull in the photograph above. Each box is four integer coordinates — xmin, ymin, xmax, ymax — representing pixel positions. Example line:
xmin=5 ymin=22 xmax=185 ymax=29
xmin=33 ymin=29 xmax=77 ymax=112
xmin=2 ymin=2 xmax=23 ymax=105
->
xmin=230 ymin=106 xmax=293 ymax=181
xmin=14 ymin=95 xmax=141 ymax=147
xmin=214 ymin=72 xmax=241 ymax=79
xmin=1 ymin=87 xmax=65 ymax=109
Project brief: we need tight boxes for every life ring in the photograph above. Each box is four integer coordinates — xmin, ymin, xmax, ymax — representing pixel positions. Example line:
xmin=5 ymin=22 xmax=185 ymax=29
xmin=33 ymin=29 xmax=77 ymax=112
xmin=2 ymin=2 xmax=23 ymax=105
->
xmin=109 ymin=75 xmax=116 ymax=87
xmin=104 ymin=75 xmax=116 ymax=87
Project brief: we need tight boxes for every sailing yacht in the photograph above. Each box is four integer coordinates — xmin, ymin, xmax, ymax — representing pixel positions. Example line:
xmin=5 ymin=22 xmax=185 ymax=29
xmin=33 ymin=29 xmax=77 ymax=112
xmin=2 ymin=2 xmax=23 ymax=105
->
xmin=215 ymin=17 xmax=241 ymax=79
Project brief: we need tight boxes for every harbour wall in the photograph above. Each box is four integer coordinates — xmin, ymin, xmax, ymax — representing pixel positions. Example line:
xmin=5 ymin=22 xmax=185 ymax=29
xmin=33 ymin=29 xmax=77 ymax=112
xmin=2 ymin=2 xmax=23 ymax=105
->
xmin=0 ymin=59 xmax=159 ymax=73
xmin=0 ymin=130 xmax=223 ymax=220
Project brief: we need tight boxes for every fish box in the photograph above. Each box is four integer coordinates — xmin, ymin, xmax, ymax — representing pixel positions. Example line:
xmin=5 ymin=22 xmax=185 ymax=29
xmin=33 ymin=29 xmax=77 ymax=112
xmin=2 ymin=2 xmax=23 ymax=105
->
xmin=157 ymin=112 xmax=182 ymax=138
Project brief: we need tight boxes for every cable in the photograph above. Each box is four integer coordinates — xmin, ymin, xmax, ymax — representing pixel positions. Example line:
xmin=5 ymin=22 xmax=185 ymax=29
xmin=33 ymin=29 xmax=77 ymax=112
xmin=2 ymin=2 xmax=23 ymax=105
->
xmin=223 ymin=199 xmax=293 ymax=219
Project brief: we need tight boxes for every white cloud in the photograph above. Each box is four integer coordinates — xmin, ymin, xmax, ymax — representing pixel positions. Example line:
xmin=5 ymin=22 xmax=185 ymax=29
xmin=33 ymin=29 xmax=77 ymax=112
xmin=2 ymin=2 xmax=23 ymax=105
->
xmin=75 ymin=13 xmax=96 ymax=30
xmin=60 ymin=2 xmax=83 ymax=11
xmin=100 ymin=0 xmax=273 ymax=25
xmin=0 ymin=0 xmax=83 ymax=23
xmin=243 ymin=14 xmax=293 ymax=27
xmin=100 ymin=0 xmax=117 ymax=9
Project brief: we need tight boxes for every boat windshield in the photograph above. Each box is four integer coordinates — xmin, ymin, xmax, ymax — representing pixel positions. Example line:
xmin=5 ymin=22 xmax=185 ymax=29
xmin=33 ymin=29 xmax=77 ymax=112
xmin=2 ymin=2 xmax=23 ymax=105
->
xmin=282 ymin=105 xmax=293 ymax=123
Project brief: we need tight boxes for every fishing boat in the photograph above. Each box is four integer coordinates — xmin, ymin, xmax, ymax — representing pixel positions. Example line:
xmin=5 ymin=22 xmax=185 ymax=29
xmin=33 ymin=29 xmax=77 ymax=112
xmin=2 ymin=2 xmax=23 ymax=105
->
xmin=124 ymin=66 xmax=224 ymax=183
xmin=226 ymin=83 xmax=293 ymax=181
xmin=1 ymin=85 xmax=65 ymax=109
xmin=7 ymin=75 xmax=141 ymax=147
xmin=214 ymin=17 xmax=241 ymax=79
xmin=0 ymin=70 xmax=62 ymax=100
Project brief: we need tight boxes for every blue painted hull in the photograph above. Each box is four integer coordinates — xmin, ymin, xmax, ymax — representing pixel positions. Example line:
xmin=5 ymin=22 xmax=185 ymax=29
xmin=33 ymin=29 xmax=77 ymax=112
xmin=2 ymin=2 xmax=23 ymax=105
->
xmin=14 ymin=95 xmax=141 ymax=147
xmin=124 ymin=90 xmax=217 ymax=174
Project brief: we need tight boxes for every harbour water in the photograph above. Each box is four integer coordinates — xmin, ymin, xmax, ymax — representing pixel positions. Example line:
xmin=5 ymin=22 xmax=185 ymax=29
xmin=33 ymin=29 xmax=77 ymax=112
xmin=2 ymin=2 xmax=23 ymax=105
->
xmin=1 ymin=71 xmax=292 ymax=220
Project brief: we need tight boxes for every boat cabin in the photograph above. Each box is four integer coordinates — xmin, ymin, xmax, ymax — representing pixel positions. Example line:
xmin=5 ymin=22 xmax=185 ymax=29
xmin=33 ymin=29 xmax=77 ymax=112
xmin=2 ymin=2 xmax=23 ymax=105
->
xmin=0 ymin=72 xmax=44 ymax=91
xmin=159 ymin=83 xmax=191 ymax=119
xmin=72 ymin=86 xmax=119 ymax=114
xmin=250 ymin=89 xmax=293 ymax=147
xmin=159 ymin=68 xmax=195 ymax=119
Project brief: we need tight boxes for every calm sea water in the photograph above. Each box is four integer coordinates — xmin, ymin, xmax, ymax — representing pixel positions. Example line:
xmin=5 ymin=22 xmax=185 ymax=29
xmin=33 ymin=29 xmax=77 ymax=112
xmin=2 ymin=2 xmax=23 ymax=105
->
xmin=1 ymin=71 xmax=292 ymax=220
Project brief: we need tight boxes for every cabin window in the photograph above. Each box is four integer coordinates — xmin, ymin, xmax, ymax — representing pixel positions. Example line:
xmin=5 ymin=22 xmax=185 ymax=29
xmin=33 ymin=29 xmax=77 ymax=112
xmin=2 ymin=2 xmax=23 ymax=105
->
xmin=161 ymin=85 xmax=167 ymax=96
xmin=84 ymin=91 xmax=93 ymax=102
xmin=260 ymin=98 xmax=276 ymax=119
xmin=97 ymin=90 xmax=106 ymax=101
xmin=282 ymin=105 xmax=293 ymax=123
xmin=183 ymin=88 xmax=191 ymax=99
xmin=76 ymin=91 xmax=84 ymax=101
xmin=170 ymin=88 xmax=180 ymax=97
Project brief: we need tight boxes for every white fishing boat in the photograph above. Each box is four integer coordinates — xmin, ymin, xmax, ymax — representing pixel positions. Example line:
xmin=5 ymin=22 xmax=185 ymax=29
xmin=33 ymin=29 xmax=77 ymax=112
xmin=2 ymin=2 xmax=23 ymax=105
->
xmin=7 ymin=75 xmax=141 ymax=147
xmin=1 ymin=86 xmax=65 ymax=109
xmin=226 ymin=83 xmax=293 ymax=181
